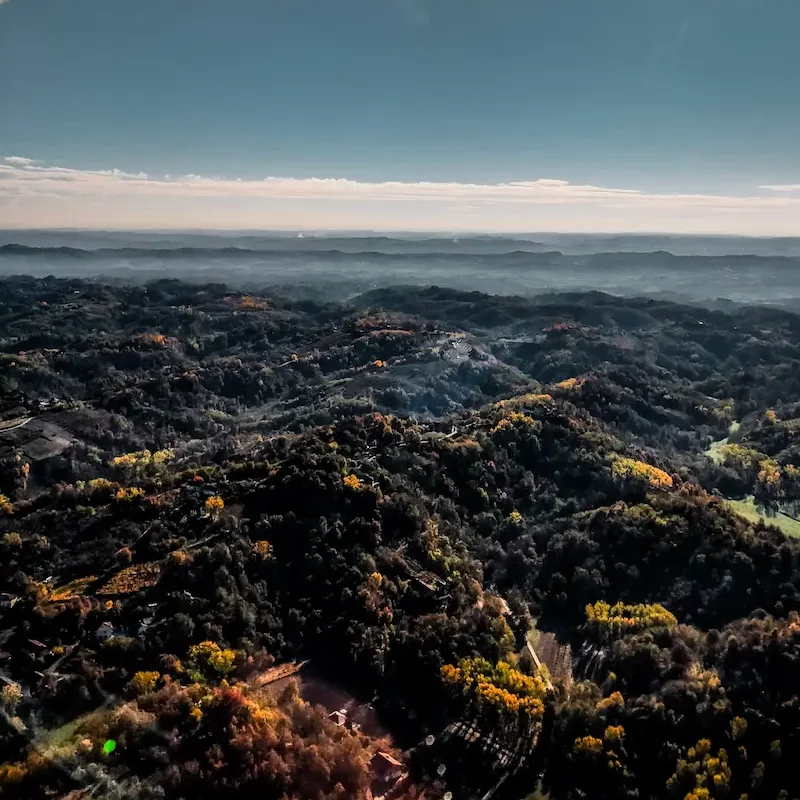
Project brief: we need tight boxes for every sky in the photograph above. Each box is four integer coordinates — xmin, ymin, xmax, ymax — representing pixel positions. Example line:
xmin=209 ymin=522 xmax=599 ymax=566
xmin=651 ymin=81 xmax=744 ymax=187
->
xmin=1 ymin=0 xmax=800 ymax=233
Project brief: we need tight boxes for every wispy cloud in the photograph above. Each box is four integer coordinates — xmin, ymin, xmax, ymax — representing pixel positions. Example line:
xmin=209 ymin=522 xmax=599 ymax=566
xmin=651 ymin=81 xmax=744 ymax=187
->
xmin=1 ymin=155 xmax=796 ymax=208
xmin=760 ymin=184 xmax=800 ymax=193
xmin=1 ymin=156 xmax=799 ymax=234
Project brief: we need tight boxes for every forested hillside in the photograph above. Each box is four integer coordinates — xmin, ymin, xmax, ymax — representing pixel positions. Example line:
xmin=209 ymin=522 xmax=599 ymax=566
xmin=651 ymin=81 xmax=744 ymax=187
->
xmin=2 ymin=277 xmax=800 ymax=800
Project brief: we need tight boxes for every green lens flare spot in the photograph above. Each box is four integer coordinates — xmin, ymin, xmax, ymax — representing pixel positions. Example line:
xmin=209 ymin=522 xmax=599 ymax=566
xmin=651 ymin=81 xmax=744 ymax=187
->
xmin=103 ymin=739 xmax=117 ymax=755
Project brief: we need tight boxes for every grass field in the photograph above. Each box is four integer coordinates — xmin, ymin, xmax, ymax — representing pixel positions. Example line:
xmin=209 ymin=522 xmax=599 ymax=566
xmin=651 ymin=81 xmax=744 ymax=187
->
xmin=97 ymin=562 xmax=162 ymax=595
xmin=704 ymin=420 xmax=741 ymax=464
xmin=727 ymin=497 xmax=800 ymax=539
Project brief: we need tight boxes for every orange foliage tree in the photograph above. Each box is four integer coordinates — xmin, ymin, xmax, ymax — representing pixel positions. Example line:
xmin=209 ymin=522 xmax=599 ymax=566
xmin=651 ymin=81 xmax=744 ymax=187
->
xmin=70 ymin=680 xmax=373 ymax=799
xmin=204 ymin=495 xmax=224 ymax=515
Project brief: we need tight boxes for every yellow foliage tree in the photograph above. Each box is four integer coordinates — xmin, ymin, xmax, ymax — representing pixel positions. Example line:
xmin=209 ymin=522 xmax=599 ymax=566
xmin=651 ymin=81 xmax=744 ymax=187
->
xmin=491 ymin=411 xmax=540 ymax=435
xmin=343 ymin=474 xmax=363 ymax=490
xmin=128 ymin=671 xmax=160 ymax=696
xmin=441 ymin=656 xmax=549 ymax=743
xmin=554 ymin=377 xmax=584 ymax=391
xmin=586 ymin=601 xmax=677 ymax=641
xmin=115 ymin=486 xmax=144 ymax=502
xmin=666 ymin=739 xmax=733 ymax=800
xmin=757 ymin=458 xmax=781 ymax=486
xmin=604 ymin=725 xmax=624 ymax=743
xmin=189 ymin=641 xmax=238 ymax=678
xmin=719 ymin=444 xmax=763 ymax=471
xmin=596 ymin=691 xmax=625 ymax=711
xmin=253 ymin=540 xmax=273 ymax=559
xmin=204 ymin=495 xmax=224 ymax=515
xmin=612 ymin=457 xmax=673 ymax=489
xmin=0 ymin=494 xmax=12 ymax=514
xmin=574 ymin=735 xmax=604 ymax=755
xmin=110 ymin=448 xmax=174 ymax=473
xmin=495 ymin=393 xmax=553 ymax=410
xmin=731 ymin=716 xmax=747 ymax=741
xmin=110 ymin=452 xmax=139 ymax=470
xmin=87 ymin=478 xmax=116 ymax=496
xmin=1 ymin=682 xmax=22 ymax=711
xmin=3 ymin=531 xmax=22 ymax=548
xmin=152 ymin=448 xmax=175 ymax=465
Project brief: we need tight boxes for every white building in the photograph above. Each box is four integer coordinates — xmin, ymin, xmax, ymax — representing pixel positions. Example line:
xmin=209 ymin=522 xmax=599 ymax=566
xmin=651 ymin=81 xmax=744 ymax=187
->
xmin=95 ymin=622 xmax=117 ymax=643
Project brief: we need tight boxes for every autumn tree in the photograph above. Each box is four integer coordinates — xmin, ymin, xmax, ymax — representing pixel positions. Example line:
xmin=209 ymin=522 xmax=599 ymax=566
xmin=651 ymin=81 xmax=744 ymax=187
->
xmin=128 ymin=671 xmax=160 ymax=696
xmin=611 ymin=457 xmax=673 ymax=490
xmin=204 ymin=495 xmax=224 ymax=516
xmin=188 ymin=641 xmax=240 ymax=680
xmin=0 ymin=494 xmax=12 ymax=514
xmin=0 ymin=682 xmax=22 ymax=712
xmin=585 ymin=601 xmax=677 ymax=643
xmin=441 ymin=657 xmax=550 ymax=749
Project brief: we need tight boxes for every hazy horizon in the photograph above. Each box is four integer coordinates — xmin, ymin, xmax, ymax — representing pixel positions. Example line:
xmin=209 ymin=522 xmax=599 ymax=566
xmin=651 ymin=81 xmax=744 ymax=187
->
xmin=4 ymin=229 xmax=800 ymax=306
xmin=4 ymin=227 xmax=800 ymax=240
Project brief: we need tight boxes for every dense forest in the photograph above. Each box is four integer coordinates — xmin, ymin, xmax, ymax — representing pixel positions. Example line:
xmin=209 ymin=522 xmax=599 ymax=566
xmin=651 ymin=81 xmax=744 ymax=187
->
xmin=3 ymin=276 xmax=800 ymax=800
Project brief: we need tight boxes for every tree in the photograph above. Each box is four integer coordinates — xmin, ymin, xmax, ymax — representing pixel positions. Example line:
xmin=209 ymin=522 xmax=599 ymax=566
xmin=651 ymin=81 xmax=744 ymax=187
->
xmin=2 ymin=531 xmax=21 ymax=548
xmin=611 ymin=457 xmax=673 ymax=490
xmin=441 ymin=657 xmax=550 ymax=748
xmin=204 ymin=495 xmax=224 ymax=515
xmin=253 ymin=540 xmax=273 ymax=559
xmin=1 ymin=682 xmax=22 ymax=712
xmin=188 ymin=641 xmax=239 ymax=680
xmin=343 ymin=474 xmax=362 ymax=490
xmin=128 ymin=671 xmax=160 ymax=696
xmin=585 ymin=601 xmax=677 ymax=642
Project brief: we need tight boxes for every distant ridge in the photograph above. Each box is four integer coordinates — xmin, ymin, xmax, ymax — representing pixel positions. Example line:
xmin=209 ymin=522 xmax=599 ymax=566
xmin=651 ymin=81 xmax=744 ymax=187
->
xmin=3 ymin=243 xmax=800 ymax=266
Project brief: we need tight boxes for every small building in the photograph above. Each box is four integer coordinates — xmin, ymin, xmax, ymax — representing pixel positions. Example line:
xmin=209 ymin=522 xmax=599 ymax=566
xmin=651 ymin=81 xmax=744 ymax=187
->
xmin=370 ymin=752 xmax=405 ymax=785
xmin=329 ymin=709 xmax=348 ymax=727
xmin=137 ymin=617 xmax=154 ymax=637
xmin=95 ymin=622 xmax=117 ymax=643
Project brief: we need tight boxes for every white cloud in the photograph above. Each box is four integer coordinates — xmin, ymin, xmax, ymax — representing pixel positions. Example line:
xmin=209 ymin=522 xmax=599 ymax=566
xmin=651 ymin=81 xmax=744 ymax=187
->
xmin=760 ymin=184 xmax=800 ymax=193
xmin=1 ymin=155 xmax=799 ymax=234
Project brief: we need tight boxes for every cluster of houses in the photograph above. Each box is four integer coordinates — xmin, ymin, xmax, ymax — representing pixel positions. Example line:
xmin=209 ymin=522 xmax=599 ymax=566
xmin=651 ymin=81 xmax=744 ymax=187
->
xmin=327 ymin=706 xmax=407 ymax=799
xmin=95 ymin=605 xmax=160 ymax=643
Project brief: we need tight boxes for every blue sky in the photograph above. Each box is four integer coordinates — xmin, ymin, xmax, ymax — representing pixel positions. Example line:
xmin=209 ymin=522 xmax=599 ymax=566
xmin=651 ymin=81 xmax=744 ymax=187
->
xmin=1 ymin=0 xmax=800 ymax=232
